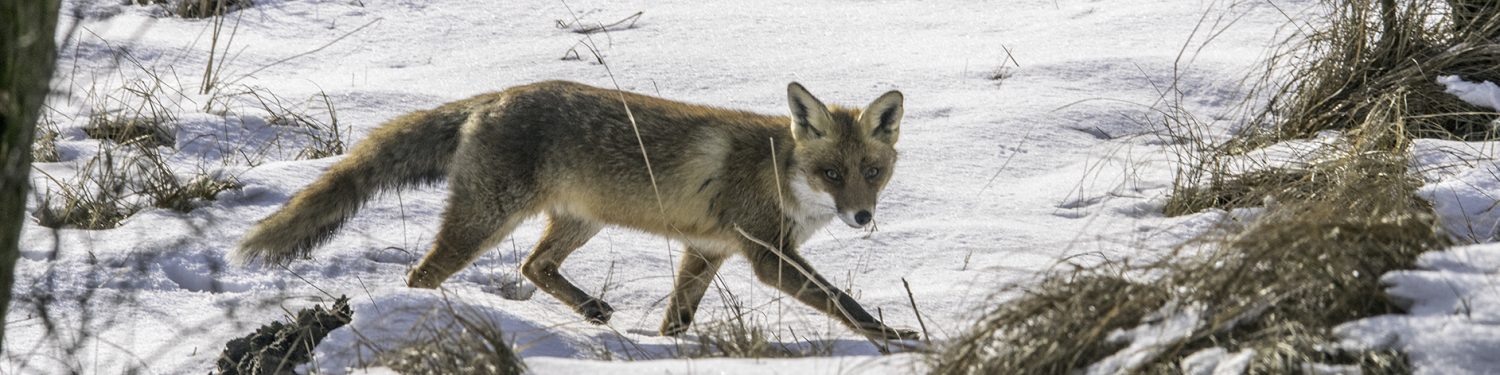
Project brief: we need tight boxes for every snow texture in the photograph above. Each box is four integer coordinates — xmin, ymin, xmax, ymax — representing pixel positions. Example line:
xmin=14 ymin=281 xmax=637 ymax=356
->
xmin=1086 ymin=301 xmax=1205 ymax=375
xmin=1180 ymin=347 xmax=1255 ymax=375
xmin=1438 ymin=75 xmax=1500 ymax=111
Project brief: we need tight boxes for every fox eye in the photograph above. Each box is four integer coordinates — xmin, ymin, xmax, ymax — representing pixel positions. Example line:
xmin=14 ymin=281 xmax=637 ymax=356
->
xmin=823 ymin=169 xmax=842 ymax=181
xmin=864 ymin=167 xmax=880 ymax=179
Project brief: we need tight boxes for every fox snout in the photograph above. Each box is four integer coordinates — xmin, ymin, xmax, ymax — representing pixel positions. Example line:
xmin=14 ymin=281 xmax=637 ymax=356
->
xmin=837 ymin=209 xmax=875 ymax=228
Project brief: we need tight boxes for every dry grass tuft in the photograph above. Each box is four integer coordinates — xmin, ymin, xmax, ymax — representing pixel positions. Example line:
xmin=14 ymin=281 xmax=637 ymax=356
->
xmin=1249 ymin=0 xmax=1500 ymax=143
xmin=935 ymin=1 xmax=1481 ymax=373
xmin=935 ymin=92 xmax=1444 ymax=375
xmin=579 ymin=284 xmax=838 ymax=361
xmin=33 ymin=149 xmax=140 ymax=230
xmin=132 ymin=0 xmax=252 ymax=18
xmin=1157 ymin=104 xmax=1444 ymax=372
xmin=175 ymin=0 xmax=252 ymax=19
xmin=83 ymin=77 xmax=178 ymax=149
xmin=377 ymin=302 xmax=526 ymax=375
xmin=41 ymin=54 xmax=337 ymax=228
xmin=933 ymin=275 xmax=1169 ymax=374
xmin=33 ymin=143 xmax=240 ymax=229
xmin=132 ymin=150 xmax=240 ymax=213
xmin=1162 ymin=168 xmax=1311 ymax=216
xmin=83 ymin=116 xmax=175 ymax=149
xmin=250 ymin=90 xmax=346 ymax=160
xmin=32 ymin=116 xmax=61 ymax=163
xmin=682 ymin=300 xmax=836 ymax=359
xmin=1170 ymin=0 xmax=1500 ymax=216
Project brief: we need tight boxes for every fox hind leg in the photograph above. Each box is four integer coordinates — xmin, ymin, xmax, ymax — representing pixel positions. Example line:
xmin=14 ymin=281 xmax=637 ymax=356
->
xmin=408 ymin=164 xmax=540 ymax=289
xmin=522 ymin=214 xmax=609 ymax=324
xmin=407 ymin=203 xmax=530 ymax=288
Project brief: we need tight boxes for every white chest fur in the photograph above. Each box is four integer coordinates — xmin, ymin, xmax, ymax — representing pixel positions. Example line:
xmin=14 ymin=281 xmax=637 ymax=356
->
xmin=788 ymin=175 xmax=836 ymax=244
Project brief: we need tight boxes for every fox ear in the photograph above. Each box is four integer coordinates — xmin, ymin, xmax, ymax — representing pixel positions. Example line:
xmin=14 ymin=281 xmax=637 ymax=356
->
xmin=860 ymin=90 xmax=903 ymax=144
xmin=787 ymin=82 xmax=834 ymax=141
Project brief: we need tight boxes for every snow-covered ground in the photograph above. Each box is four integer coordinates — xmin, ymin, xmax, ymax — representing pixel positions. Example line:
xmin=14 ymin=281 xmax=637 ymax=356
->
xmin=5 ymin=0 xmax=1497 ymax=373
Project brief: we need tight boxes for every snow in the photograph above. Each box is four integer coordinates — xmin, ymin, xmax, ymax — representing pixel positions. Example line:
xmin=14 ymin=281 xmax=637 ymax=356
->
xmin=6 ymin=0 xmax=1497 ymax=374
xmin=1437 ymin=75 xmax=1500 ymax=111
xmin=1180 ymin=347 xmax=1254 ymax=375
xmin=1086 ymin=301 xmax=1205 ymax=375
xmin=1411 ymin=139 xmax=1500 ymax=242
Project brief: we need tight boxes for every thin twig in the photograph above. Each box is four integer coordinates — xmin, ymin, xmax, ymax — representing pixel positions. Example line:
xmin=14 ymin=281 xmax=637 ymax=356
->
xmin=226 ymin=18 xmax=382 ymax=87
xmin=570 ymin=11 xmax=643 ymax=34
xmin=901 ymin=278 xmax=931 ymax=343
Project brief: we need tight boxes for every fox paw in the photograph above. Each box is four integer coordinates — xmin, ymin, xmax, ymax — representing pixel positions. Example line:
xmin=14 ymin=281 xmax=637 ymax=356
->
xmin=858 ymin=324 xmax=919 ymax=341
xmin=578 ymin=299 xmax=614 ymax=324
xmin=660 ymin=321 xmax=690 ymax=337
xmin=659 ymin=310 xmax=695 ymax=336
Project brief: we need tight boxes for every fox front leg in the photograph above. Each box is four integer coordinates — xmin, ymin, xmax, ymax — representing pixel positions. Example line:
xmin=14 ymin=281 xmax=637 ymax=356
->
xmin=742 ymin=237 xmax=917 ymax=340
xmin=660 ymin=247 xmax=728 ymax=336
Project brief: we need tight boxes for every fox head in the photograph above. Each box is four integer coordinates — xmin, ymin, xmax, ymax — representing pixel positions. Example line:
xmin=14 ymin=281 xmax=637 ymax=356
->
xmin=785 ymin=82 xmax=904 ymax=229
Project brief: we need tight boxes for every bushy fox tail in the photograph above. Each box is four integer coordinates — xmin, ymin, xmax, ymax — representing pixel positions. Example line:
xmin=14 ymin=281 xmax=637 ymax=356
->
xmin=235 ymin=99 xmax=478 ymax=266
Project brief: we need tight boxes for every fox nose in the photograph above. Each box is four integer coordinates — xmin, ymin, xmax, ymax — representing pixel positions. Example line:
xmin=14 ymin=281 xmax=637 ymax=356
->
xmin=855 ymin=210 xmax=872 ymax=226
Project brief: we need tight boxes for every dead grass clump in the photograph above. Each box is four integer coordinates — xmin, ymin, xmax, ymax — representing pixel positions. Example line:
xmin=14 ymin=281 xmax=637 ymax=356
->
xmin=32 ymin=116 xmax=61 ymax=163
xmin=683 ymin=310 xmax=835 ymax=359
xmin=1450 ymin=0 xmax=1500 ymax=41
xmin=1232 ymin=321 xmax=1410 ymax=374
xmin=131 ymin=0 xmax=252 ymax=18
xmin=175 ymin=0 xmax=252 ymax=18
xmin=931 ymin=275 xmax=1169 ymax=375
xmin=216 ymin=296 xmax=352 ymax=375
xmin=380 ymin=333 xmax=524 ymax=375
xmin=937 ymin=92 xmax=1445 ymax=375
xmin=295 ymin=119 xmax=346 ymax=160
xmin=33 ymin=188 xmax=137 ymax=230
xmin=377 ymin=304 xmax=525 ymax=375
xmin=688 ymin=321 xmax=795 ymax=358
xmin=33 ymin=143 xmax=240 ymax=228
xmin=155 ymin=175 xmax=240 ymax=211
xmin=1169 ymin=0 xmax=1500 ymax=216
xmin=33 ymin=150 xmax=140 ymax=230
xmin=1162 ymin=168 xmax=1312 ymax=216
xmin=673 ymin=283 xmax=837 ymax=359
xmin=84 ymin=115 xmax=175 ymax=149
xmin=578 ymin=283 xmax=838 ymax=361
xmin=225 ymin=88 xmax=347 ymax=159
xmin=83 ymin=78 xmax=179 ymax=148
xmin=1156 ymin=108 xmax=1445 ymax=372
xmin=595 ymin=318 xmax=832 ymax=361
xmin=938 ymin=1 xmax=1470 ymax=373
xmin=133 ymin=151 xmax=240 ymax=213
xmin=1254 ymin=0 xmax=1500 ymax=142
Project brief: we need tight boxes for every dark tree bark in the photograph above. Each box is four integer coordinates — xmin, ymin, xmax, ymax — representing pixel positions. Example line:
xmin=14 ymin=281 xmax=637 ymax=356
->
xmin=1 ymin=0 xmax=61 ymax=348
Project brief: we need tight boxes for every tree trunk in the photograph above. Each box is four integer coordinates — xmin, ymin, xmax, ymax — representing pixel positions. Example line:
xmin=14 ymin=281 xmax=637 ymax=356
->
xmin=1 ymin=0 xmax=61 ymax=348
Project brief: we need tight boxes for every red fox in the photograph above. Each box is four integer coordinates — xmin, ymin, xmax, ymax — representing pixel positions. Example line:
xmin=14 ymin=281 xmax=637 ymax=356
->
xmin=237 ymin=81 xmax=915 ymax=339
